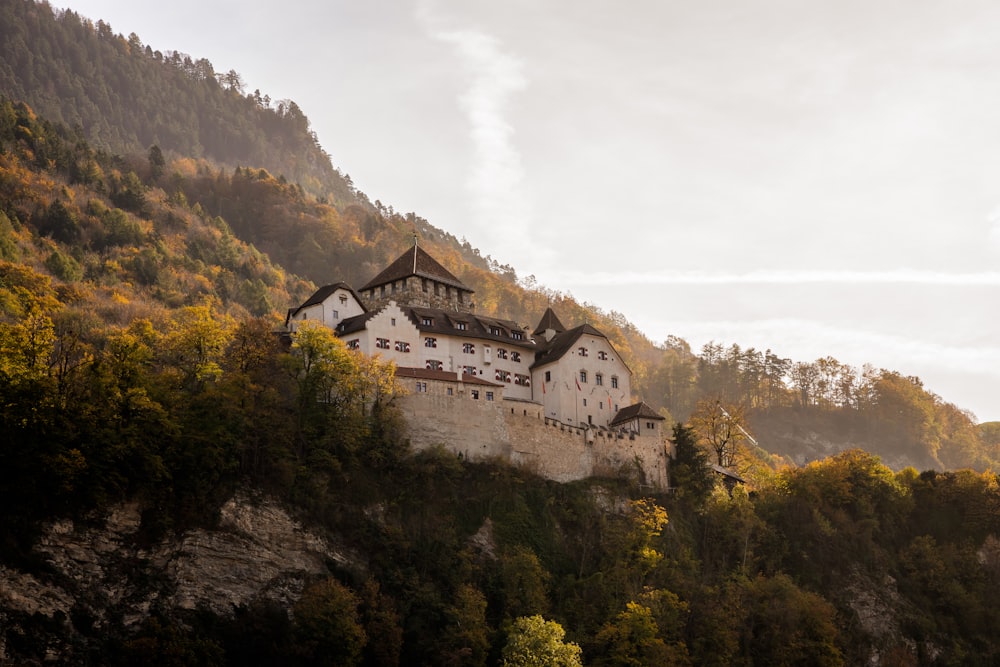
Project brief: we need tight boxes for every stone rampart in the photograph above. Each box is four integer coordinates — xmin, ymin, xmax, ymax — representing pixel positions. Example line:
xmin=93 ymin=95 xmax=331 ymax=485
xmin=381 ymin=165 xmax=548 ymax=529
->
xmin=397 ymin=392 xmax=668 ymax=488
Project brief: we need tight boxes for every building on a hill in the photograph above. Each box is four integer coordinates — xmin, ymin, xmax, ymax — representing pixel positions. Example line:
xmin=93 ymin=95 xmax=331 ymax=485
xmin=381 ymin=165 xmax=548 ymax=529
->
xmin=285 ymin=241 xmax=668 ymax=487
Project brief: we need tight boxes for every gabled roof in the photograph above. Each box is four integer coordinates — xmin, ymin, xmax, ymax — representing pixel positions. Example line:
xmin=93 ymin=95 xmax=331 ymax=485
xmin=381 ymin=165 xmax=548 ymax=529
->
xmin=610 ymin=401 xmax=664 ymax=427
xmin=359 ymin=244 xmax=472 ymax=293
xmin=533 ymin=307 xmax=566 ymax=336
xmin=530 ymin=323 xmax=621 ymax=370
xmin=285 ymin=282 xmax=365 ymax=324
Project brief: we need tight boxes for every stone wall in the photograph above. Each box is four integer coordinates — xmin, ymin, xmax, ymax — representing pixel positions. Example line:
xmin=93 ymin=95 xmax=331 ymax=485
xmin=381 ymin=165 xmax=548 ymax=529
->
xmin=397 ymin=392 xmax=669 ymax=488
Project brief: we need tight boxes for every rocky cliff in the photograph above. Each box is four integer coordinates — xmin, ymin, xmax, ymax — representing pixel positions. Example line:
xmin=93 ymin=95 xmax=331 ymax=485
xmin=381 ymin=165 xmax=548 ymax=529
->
xmin=0 ymin=494 xmax=358 ymax=662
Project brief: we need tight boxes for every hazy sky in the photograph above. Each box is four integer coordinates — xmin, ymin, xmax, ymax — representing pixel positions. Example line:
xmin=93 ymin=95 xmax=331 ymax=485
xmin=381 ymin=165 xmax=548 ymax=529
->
xmin=62 ymin=0 xmax=1000 ymax=422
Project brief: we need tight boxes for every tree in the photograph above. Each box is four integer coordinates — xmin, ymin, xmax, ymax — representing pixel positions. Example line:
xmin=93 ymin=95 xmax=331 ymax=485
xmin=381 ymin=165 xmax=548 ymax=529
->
xmin=148 ymin=144 xmax=165 ymax=180
xmin=502 ymin=615 xmax=582 ymax=667
xmin=594 ymin=601 xmax=690 ymax=667
xmin=670 ymin=422 xmax=714 ymax=505
xmin=294 ymin=578 xmax=367 ymax=666
xmin=690 ymin=398 xmax=747 ymax=468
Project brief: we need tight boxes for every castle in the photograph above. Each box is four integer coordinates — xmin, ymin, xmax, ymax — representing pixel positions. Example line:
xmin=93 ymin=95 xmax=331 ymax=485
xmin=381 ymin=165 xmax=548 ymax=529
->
xmin=285 ymin=242 xmax=669 ymax=488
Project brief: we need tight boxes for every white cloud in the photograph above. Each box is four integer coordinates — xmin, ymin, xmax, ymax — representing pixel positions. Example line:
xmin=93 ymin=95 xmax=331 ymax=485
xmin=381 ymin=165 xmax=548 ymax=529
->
xmin=543 ymin=268 xmax=1000 ymax=287
xmin=989 ymin=205 xmax=1000 ymax=252
xmin=416 ymin=3 xmax=532 ymax=263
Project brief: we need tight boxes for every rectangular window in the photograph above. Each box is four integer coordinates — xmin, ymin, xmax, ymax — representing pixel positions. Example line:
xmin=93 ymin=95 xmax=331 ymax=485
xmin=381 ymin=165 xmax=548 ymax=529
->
xmin=421 ymin=279 xmax=428 ymax=292
xmin=421 ymin=317 xmax=433 ymax=326
xmin=583 ymin=398 xmax=587 ymax=407
xmin=511 ymin=331 xmax=523 ymax=340
xmin=425 ymin=337 xmax=437 ymax=348
xmin=426 ymin=360 xmax=443 ymax=371
xmin=347 ymin=339 xmax=360 ymax=350
xmin=339 ymin=295 xmax=347 ymax=304
xmin=447 ymin=387 xmax=454 ymax=396
xmin=578 ymin=347 xmax=589 ymax=357
xmin=496 ymin=348 xmax=508 ymax=360
xmin=595 ymin=373 xmax=603 ymax=386
xmin=514 ymin=374 xmax=530 ymax=386
xmin=415 ymin=381 xmax=427 ymax=393
xmin=376 ymin=337 xmax=390 ymax=349
xmin=580 ymin=370 xmax=587 ymax=384
xmin=455 ymin=322 xmax=468 ymax=331
xmin=611 ymin=376 xmax=619 ymax=389
xmin=647 ymin=422 xmax=655 ymax=429
xmin=486 ymin=391 xmax=494 ymax=401
xmin=463 ymin=343 xmax=476 ymax=354
xmin=490 ymin=326 xmax=502 ymax=336
xmin=598 ymin=351 xmax=608 ymax=360
xmin=332 ymin=309 xmax=339 ymax=319
xmin=510 ymin=351 xmax=521 ymax=363
xmin=394 ymin=341 xmax=410 ymax=352
xmin=495 ymin=370 xmax=511 ymax=383
xmin=471 ymin=389 xmax=479 ymax=400
xmin=463 ymin=366 xmax=477 ymax=376
xmin=545 ymin=370 xmax=551 ymax=382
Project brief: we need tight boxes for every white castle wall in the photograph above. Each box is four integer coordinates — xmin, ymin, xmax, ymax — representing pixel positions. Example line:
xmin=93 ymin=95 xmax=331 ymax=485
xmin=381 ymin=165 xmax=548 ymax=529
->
xmin=396 ymin=387 xmax=669 ymax=488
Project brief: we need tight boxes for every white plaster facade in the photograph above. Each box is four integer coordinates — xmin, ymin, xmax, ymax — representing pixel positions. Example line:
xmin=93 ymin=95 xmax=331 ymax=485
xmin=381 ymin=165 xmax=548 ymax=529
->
xmin=531 ymin=327 xmax=632 ymax=430
xmin=284 ymin=283 xmax=366 ymax=333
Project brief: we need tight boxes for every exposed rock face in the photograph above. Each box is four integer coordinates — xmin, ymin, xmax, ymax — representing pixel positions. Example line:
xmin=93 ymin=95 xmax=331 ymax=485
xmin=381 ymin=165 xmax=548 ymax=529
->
xmin=0 ymin=494 xmax=356 ymax=661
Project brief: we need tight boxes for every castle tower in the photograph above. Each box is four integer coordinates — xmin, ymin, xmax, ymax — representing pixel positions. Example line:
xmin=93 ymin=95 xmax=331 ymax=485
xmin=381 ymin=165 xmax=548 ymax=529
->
xmin=358 ymin=239 xmax=475 ymax=313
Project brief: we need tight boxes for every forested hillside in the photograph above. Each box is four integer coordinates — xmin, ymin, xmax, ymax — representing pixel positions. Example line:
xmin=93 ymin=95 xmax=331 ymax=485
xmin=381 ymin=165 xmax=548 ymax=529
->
xmin=4 ymin=11 xmax=1000 ymax=663
xmin=0 ymin=0 xmax=355 ymax=202
xmin=2 ymin=0 xmax=995 ymax=473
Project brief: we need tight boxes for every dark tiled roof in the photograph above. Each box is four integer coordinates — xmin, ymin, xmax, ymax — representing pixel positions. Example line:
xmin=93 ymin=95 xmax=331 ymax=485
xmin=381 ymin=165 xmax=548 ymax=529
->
xmin=285 ymin=282 xmax=365 ymax=325
xmin=359 ymin=245 xmax=472 ymax=293
xmin=710 ymin=464 xmax=747 ymax=483
xmin=338 ymin=304 xmax=536 ymax=350
xmin=530 ymin=323 xmax=608 ymax=369
xmin=395 ymin=366 xmax=501 ymax=387
xmin=532 ymin=307 xmax=566 ymax=336
xmin=610 ymin=401 xmax=664 ymax=427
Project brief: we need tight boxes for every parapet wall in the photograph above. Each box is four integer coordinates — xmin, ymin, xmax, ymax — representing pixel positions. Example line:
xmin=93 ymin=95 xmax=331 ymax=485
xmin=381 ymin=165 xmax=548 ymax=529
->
xmin=397 ymin=393 xmax=668 ymax=488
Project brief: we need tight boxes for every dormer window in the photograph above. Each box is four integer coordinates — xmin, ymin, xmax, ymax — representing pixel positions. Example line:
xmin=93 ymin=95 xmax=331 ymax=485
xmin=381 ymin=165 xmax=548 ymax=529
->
xmin=455 ymin=322 xmax=468 ymax=331
xmin=490 ymin=326 xmax=503 ymax=336
xmin=578 ymin=347 xmax=589 ymax=357
xmin=421 ymin=317 xmax=434 ymax=326
xmin=511 ymin=331 xmax=523 ymax=340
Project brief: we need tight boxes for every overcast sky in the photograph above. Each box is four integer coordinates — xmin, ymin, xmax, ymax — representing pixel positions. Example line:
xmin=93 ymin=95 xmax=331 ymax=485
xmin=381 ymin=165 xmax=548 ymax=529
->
xmin=63 ymin=0 xmax=1000 ymax=422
